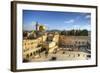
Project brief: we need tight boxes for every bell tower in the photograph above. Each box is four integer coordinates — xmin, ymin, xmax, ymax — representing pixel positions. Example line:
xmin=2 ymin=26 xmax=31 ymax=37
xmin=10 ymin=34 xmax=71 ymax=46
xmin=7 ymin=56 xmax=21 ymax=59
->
xmin=36 ymin=22 xmax=39 ymax=31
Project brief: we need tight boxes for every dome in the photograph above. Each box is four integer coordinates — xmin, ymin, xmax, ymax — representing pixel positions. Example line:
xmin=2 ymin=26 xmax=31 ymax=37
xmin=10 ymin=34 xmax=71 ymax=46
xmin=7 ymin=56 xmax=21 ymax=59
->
xmin=39 ymin=25 xmax=46 ymax=31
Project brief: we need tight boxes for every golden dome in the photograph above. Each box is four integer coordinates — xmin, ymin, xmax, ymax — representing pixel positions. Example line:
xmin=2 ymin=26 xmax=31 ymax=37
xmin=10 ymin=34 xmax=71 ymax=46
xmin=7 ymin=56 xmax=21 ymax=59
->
xmin=39 ymin=25 xmax=46 ymax=31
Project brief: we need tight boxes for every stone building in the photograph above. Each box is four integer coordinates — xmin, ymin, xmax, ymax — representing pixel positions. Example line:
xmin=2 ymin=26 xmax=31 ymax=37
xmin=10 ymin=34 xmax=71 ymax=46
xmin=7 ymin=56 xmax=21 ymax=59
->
xmin=23 ymin=33 xmax=47 ymax=60
xmin=42 ymin=32 xmax=59 ymax=53
xmin=59 ymin=35 xmax=90 ymax=51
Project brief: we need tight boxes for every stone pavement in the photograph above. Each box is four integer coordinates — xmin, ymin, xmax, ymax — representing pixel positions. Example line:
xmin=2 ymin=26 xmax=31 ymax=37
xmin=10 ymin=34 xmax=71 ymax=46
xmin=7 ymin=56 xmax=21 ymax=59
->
xmin=28 ymin=49 xmax=90 ymax=62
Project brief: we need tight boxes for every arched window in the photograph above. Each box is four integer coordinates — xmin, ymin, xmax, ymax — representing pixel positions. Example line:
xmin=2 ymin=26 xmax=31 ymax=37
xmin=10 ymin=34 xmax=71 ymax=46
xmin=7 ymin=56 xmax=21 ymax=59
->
xmin=30 ymin=53 xmax=32 ymax=56
xmin=78 ymin=54 xmax=80 ymax=57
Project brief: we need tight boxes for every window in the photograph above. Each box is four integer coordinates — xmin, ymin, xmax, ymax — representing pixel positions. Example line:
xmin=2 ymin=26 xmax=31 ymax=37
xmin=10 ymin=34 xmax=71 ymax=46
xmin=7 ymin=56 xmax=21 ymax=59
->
xmin=30 ymin=53 xmax=32 ymax=56
xmin=24 ymin=43 xmax=26 ymax=45
xmin=78 ymin=41 xmax=80 ymax=44
xmin=78 ymin=54 xmax=80 ymax=57
xmin=26 ymin=54 xmax=29 ymax=58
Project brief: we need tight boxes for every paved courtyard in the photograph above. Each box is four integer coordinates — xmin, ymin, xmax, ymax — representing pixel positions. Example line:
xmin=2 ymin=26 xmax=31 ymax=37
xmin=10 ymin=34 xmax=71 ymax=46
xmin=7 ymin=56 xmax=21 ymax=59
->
xmin=27 ymin=48 xmax=90 ymax=62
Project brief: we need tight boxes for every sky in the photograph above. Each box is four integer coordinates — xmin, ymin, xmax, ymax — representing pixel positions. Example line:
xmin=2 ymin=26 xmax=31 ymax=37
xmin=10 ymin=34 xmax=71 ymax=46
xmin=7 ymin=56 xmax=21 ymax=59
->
xmin=23 ymin=10 xmax=91 ymax=31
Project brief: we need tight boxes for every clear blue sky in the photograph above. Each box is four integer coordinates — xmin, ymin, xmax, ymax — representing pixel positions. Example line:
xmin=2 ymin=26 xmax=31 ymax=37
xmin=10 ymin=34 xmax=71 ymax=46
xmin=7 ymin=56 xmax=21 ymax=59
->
xmin=23 ymin=10 xmax=91 ymax=31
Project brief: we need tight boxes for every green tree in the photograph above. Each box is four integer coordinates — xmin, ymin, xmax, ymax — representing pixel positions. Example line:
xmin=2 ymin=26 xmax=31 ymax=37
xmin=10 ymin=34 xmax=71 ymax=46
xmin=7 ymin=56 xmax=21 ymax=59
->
xmin=60 ymin=30 xmax=67 ymax=35
xmin=80 ymin=29 xmax=88 ymax=36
